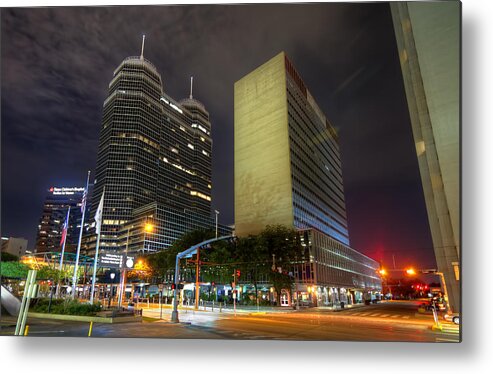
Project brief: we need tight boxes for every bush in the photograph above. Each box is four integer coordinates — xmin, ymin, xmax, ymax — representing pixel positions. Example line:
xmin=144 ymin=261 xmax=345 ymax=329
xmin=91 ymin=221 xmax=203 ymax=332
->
xmin=30 ymin=298 xmax=102 ymax=316
xmin=0 ymin=261 xmax=30 ymax=278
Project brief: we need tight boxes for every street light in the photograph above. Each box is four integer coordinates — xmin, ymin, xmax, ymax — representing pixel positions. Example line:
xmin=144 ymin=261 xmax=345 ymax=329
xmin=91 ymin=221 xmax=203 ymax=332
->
xmin=108 ymin=272 xmax=116 ymax=308
xmin=118 ymin=223 xmax=153 ymax=308
xmin=405 ymin=268 xmax=416 ymax=276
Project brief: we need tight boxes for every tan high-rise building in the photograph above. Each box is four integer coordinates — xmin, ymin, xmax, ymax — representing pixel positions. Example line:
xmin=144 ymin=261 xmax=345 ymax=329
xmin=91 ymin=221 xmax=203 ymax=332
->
xmin=234 ymin=52 xmax=381 ymax=303
xmin=234 ymin=51 xmax=349 ymax=245
xmin=391 ymin=2 xmax=460 ymax=313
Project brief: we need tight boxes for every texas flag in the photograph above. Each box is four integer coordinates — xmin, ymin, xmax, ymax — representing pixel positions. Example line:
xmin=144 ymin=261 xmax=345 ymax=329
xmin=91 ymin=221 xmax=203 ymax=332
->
xmin=60 ymin=207 xmax=70 ymax=246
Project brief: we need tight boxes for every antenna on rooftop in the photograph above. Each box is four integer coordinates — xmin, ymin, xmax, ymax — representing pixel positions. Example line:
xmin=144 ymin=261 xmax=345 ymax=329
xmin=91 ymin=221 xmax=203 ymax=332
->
xmin=190 ymin=76 xmax=194 ymax=99
xmin=140 ymin=35 xmax=146 ymax=60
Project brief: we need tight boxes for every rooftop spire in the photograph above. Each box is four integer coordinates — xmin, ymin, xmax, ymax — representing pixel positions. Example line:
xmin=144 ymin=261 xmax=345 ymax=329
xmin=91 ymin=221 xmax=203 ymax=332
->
xmin=140 ymin=35 xmax=146 ymax=60
xmin=190 ymin=76 xmax=194 ymax=99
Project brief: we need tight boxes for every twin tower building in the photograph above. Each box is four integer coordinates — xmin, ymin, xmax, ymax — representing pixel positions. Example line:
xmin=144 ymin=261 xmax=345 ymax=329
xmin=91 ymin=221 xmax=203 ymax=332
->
xmin=84 ymin=39 xmax=380 ymax=302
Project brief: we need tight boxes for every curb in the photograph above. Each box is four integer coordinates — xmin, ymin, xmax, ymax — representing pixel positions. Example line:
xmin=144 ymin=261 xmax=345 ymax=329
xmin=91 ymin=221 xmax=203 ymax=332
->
xmin=28 ymin=312 xmax=142 ymax=324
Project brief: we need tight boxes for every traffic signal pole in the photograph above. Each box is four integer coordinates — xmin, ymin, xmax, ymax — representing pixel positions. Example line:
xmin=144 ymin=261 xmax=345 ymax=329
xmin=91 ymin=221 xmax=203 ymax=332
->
xmin=171 ymin=235 xmax=235 ymax=323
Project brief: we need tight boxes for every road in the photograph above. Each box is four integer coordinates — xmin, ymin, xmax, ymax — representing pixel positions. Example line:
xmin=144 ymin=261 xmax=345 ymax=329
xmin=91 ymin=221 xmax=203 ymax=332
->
xmin=0 ymin=300 xmax=460 ymax=342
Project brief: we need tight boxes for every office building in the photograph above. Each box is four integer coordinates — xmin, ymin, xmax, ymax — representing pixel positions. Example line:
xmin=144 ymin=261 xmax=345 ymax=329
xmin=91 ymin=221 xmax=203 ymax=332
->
xmin=391 ymin=2 xmax=460 ymax=312
xmin=87 ymin=37 xmax=227 ymax=257
xmin=235 ymin=52 xmax=349 ymax=244
xmin=1 ymin=237 xmax=28 ymax=258
xmin=234 ymin=52 xmax=380 ymax=304
xmin=35 ymin=186 xmax=89 ymax=253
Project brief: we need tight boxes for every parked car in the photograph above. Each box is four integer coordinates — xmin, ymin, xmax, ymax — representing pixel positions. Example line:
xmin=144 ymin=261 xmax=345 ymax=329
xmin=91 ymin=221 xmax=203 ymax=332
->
xmin=443 ymin=312 xmax=460 ymax=325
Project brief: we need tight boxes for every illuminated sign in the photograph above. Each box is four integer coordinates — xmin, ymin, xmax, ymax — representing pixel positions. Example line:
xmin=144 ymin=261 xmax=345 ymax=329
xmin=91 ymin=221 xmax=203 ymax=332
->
xmin=49 ymin=187 xmax=85 ymax=195
xmin=100 ymin=253 xmax=135 ymax=269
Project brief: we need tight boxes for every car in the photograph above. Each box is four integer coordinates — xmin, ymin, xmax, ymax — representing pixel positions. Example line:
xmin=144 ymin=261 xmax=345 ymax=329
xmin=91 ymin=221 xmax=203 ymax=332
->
xmin=443 ymin=312 xmax=460 ymax=325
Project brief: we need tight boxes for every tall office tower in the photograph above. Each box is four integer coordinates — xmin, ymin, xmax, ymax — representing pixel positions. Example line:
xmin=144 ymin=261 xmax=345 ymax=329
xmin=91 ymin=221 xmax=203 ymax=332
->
xmin=391 ymin=2 xmax=460 ymax=313
xmin=88 ymin=38 xmax=220 ymax=256
xmin=235 ymin=51 xmax=349 ymax=244
xmin=234 ymin=52 xmax=380 ymax=304
xmin=35 ymin=186 xmax=87 ymax=253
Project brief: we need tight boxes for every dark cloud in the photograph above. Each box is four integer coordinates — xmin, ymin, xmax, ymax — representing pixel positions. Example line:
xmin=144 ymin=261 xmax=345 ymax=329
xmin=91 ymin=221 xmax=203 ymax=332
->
xmin=1 ymin=3 xmax=434 ymax=268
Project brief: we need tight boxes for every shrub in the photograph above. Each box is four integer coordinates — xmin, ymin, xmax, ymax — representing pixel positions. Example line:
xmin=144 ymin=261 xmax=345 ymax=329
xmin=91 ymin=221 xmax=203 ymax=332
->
xmin=30 ymin=298 xmax=102 ymax=316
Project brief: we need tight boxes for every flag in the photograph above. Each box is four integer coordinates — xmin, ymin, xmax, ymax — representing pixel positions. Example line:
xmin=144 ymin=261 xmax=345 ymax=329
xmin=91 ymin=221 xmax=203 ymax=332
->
xmin=60 ymin=207 xmax=70 ymax=246
xmin=94 ymin=192 xmax=105 ymax=235
xmin=80 ymin=188 xmax=87 ymax=214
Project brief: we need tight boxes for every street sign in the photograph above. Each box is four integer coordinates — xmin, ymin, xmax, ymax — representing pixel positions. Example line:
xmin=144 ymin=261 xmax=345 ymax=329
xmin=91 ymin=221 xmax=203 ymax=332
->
xmin=100 ymin=253 xmax=135 ymax=269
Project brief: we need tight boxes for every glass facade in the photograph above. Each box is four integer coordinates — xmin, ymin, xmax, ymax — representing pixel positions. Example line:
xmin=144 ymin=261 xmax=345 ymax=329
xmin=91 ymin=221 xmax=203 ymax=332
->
xmin=284 ymin=56 xmax=350 ymax=245
xmin=86 ymin=50 xmax=226 ymax=257
xmin=35 ymin=186 xmax=92 ymax=253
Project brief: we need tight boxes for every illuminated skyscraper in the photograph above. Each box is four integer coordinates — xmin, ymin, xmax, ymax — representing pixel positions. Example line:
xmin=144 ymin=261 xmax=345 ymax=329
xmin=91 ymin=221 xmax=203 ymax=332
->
xmin=88 ymin=37 xmax=226 ymax=256
xmin=35 ymin=186 xmax=88 ymax=253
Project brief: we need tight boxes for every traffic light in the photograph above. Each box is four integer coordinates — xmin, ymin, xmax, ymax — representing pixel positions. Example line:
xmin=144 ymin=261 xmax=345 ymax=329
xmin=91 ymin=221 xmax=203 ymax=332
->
xmin=171 ymin=283 xmax=176 ymax=290
xmin=236 ymin=269 xmax=241 ymax=278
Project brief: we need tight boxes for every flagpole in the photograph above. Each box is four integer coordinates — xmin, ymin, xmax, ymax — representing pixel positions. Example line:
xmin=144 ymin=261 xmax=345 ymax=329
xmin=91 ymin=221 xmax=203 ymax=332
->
xmin=56 ymin=206 xmax=71 ymax=298
xmin=90 ymin=228 xmax=102 ymax=305
xmin=72 ymin=170 xmax=90 ymax=298
xmin=90 ymin=188 xmax=105 ymax=305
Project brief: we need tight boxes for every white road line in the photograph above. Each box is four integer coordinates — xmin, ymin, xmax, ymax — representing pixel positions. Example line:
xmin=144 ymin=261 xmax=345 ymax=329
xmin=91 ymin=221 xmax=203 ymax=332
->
xmin=436 ymin=338 xmax=459 ymax=342
xmin=359 ymin=313 xmax=370 ymax=316
xmin=368 ymin=313 xmax=381 ymax=317
xmin=402 ymin=316 xmax=410 ymax=319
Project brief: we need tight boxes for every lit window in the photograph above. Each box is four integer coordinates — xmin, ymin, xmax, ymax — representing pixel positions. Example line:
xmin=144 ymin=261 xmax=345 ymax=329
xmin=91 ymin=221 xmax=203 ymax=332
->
xmin=163 ymin=157 xmax=168 ymax=163
xmin=200 ymin=137 xmax=205 ymax=142
xmin=190 ymin=191 xmax=211 ymax=201
xmin=202 ymin=150 xmax=209 ymax=156
xmin=180 ymin=125 xmax=186 ymax=132
xmin=170 ymin=103 xmax=183 ymax=114
xmin=187 ymin=144 xmax=195 ymax=150
xmin=171 ymin=147 xmax=179 ymax=154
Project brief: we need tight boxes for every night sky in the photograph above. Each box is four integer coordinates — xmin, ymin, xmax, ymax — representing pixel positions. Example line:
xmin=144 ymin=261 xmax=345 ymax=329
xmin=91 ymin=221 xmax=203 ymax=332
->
xmin=1 ymin=3 xmax=435 ymax=270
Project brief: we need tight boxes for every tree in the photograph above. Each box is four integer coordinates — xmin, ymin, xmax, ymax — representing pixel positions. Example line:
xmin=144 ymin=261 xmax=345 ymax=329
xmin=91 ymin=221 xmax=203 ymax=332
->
xmin=257 ymin=225 xmax=304 ymax=305
xmin=0 ymin=261 xmax=30 ymax=278
xmin=147 ymin=228 xmax=216 ymax=281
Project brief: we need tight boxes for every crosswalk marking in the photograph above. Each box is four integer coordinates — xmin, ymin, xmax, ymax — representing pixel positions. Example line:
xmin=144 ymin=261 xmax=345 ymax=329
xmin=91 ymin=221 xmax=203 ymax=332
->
xmin=380 ymin=314 xmax=390 ymax=317
xmin=402 ymin=316 xmax=410 ymax=319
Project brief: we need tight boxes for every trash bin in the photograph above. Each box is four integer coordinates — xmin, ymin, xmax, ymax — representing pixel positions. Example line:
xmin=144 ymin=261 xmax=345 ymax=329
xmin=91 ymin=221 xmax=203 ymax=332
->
xmin=340 ymin=301 xmax=345 ymax=309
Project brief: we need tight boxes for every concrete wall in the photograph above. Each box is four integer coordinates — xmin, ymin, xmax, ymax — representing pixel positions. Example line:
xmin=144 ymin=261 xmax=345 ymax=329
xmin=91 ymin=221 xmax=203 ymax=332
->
xmin=234 ymin=52 xmax=293 ymax=236
xmin=1 ymin=237 xmax=28 ymax=258
xmin=391 ymin=2 xmax=460 ymax=313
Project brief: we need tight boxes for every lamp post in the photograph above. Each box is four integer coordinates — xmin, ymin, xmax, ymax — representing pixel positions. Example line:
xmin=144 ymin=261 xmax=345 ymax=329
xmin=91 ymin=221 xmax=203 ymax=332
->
xmin=118 ymin=223 xmax=153 ymax=309
xmin=118 ymin=226 xmax=131 ymax=309
xmin=108 ymin=272 xmax=115 ymax=308
xmin=214 ymin=210 xmax=219 ymax=239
